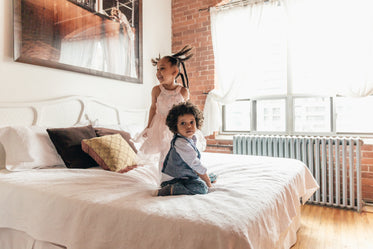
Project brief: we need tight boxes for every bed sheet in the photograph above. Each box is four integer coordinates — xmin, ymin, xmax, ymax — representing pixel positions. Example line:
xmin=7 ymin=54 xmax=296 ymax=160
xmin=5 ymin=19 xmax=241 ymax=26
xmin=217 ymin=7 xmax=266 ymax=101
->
xmin=0 ymin=152 xmax=318 ymax=249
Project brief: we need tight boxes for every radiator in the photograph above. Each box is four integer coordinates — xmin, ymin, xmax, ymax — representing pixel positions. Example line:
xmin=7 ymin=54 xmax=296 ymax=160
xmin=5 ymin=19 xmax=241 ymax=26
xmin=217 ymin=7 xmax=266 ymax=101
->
xmin=233 ymin=135 xmax=363 ymax=212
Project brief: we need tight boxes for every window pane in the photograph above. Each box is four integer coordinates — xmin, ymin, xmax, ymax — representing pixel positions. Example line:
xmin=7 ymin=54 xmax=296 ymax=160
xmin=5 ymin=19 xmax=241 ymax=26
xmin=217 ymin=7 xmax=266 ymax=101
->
xmin=223 ymin=101 xmax=251 ymax=132
xmin=336 ymin=96 xmax=373 ymax=133
xmin=257 ymin=99 xmax=285 ymax=132
xmin=294 ymin=97 xmax=331 ymax=132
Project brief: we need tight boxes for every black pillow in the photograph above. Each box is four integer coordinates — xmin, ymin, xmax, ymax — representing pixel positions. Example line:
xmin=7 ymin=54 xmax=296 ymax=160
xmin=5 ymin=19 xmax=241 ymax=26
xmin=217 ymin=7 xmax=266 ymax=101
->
xmin=47 ymin=125 xmax=98 ymax=168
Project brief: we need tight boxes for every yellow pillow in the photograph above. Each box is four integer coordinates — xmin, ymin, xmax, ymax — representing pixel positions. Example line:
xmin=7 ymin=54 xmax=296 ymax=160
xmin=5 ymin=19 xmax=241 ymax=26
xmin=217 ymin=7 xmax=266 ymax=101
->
xmin=81 ymin=134 xmax=138 ymax=172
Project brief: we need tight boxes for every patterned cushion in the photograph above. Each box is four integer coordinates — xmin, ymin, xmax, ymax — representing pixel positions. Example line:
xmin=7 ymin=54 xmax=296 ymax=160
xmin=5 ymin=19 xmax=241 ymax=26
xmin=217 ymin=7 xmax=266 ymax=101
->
xmin=81 ymin=134 xmax=138 ymax=173
xmin=94 ymin=127 xmax=137 ymax=153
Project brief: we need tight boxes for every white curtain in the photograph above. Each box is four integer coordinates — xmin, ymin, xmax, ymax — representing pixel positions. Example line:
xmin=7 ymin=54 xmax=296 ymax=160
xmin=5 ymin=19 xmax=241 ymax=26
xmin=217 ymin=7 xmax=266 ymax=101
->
xmin=102 ymin=13 xmax=137 ymax=78
xmin=203 ymin=0 xmax=373 ymax=136
xmin=202 ymin=6 xmax=250 ymax=136
xmin=59 ymin=37 xmax=103 ymax=70
xmin=102 ymin=33 xmax=127 ymax=75
xmin=60 ymin=18 xmax=137 ymax=78
xmin=203 ymin=1 xmax=284 ymax=136
xmin=283 ymin=0 xmax=373 ymax=97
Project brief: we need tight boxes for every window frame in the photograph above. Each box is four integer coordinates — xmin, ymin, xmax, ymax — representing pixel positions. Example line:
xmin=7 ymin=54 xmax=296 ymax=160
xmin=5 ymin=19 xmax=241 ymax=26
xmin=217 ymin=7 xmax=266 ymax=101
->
xmin=221 ymin=94 xmax=342 ymax=136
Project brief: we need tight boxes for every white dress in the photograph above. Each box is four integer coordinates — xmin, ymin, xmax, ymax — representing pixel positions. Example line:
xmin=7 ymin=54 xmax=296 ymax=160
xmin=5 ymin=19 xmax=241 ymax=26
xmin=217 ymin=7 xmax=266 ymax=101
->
xmin=136 ymin=84 xmax=186 ymax=156
xmin=135 ymin=84 xmax=207 ymax=175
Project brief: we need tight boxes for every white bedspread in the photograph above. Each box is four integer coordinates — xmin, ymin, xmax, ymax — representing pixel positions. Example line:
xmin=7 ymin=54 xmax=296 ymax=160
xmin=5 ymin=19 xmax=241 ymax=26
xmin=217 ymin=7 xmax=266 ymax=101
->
xmin=0 ymin=152 xmax=318 ymax=249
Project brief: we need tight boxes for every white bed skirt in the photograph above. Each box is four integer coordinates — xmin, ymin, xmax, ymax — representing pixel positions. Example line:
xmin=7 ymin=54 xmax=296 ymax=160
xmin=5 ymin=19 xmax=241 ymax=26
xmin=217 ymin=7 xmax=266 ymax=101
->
xmin=0 ymin=215 xmax=300 ymax=249
xmin=0 ymin=212 xmax=301 ymax=249
xmin=0 ymin=204 xmax=302 ymax=249
xmin=0 ymin=228 xmax=66 ymax=249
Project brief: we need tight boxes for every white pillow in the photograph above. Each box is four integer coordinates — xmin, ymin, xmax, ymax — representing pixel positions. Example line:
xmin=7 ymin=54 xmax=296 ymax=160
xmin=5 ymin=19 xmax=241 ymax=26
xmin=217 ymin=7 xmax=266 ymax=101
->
xmin=0 ymin=126 xmax=65 ymax=171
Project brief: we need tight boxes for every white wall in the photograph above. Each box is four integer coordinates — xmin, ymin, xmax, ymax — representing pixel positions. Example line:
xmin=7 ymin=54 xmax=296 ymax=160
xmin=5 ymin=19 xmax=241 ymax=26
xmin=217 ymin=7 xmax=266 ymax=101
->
xmin=0 ymin=0 xmax=171 ymax=109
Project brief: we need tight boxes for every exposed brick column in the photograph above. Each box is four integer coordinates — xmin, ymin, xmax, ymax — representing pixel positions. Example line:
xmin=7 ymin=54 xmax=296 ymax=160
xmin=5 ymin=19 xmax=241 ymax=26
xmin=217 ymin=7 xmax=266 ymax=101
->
xmin=172 ymin=0 xmax=224 ymax=152
xmin=171 ymin=0 xmax=220 ymax=110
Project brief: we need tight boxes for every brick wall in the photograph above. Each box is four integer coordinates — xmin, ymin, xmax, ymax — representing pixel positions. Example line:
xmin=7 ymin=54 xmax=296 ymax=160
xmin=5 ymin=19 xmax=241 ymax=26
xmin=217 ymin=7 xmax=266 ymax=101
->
xmin=362 ymin=144 xmax=373 ymax=201
xmin=171 ymin=0 xmax=218 ymax=110
xmin=171 ymin=0 xmax=373 ymax=203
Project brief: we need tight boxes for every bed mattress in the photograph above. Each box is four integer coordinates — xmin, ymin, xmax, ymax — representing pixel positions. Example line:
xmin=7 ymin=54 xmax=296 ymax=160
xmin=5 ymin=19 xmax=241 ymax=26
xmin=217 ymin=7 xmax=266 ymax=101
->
xmin=0 ymin=152 xmax=318 ymax=249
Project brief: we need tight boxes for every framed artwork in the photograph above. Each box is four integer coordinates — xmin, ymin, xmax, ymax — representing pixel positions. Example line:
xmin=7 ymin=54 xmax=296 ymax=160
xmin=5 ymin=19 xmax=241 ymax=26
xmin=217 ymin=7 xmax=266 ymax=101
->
xmin=13 ymin=0 xmax=143 ymax=83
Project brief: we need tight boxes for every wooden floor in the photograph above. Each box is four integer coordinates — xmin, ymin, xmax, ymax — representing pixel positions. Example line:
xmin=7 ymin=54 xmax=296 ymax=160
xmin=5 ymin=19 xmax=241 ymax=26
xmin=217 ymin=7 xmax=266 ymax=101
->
xmin=291 ymin=204 xmax=373 ymax=249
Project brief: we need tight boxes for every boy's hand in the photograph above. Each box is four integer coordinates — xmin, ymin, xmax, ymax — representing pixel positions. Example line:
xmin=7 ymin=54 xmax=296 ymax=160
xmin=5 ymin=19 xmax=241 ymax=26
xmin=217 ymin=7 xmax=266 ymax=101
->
xmin=198 ymin=173 xmax=212 ymax=188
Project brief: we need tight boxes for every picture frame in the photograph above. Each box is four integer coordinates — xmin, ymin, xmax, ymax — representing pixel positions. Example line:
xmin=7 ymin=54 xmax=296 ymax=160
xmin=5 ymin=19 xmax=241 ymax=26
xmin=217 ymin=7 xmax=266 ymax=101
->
xmin=13 ymin=0 xmax=143 ymax=83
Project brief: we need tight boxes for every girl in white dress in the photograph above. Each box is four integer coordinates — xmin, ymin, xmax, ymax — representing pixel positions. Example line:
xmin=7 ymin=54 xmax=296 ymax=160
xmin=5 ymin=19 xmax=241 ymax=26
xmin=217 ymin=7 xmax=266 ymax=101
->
xmin=136 ymin=46 xmax=201 ymax=159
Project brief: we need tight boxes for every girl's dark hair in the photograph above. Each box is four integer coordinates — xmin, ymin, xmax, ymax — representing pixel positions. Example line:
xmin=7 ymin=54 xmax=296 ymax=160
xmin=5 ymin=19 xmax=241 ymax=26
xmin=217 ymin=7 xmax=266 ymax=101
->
xmin=166 ymin=101 xmax=204 ymax=134
xmin=151 ymin=45 xmax=193 ymax=88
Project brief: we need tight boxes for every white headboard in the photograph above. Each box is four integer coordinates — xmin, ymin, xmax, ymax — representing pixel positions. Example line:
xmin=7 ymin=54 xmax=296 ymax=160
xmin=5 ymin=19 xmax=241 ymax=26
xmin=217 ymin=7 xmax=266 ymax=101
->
xmin=0 ymin=96 xmax=148 ymax=169
xmin=0 ymin=95 xmax=148 ymax=128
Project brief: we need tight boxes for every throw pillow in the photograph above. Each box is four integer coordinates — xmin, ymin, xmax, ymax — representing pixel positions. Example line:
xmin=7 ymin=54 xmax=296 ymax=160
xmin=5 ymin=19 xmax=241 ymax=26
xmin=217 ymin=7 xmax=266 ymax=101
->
xmin=81 ymin=134 xmax=138 ymax=173
xmin=47 ymin=125 xmax=98 ymax=168
xmin=94 ymin=127 xmax=137 ymax=153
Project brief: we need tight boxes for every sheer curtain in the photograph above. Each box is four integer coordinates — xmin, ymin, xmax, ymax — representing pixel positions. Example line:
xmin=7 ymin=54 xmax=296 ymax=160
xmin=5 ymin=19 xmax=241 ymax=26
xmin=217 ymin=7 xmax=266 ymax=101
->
xmin=203 ymin=0 xmax=373 ymax=136
xmin=203 ymin=1 xmax=285 ymax=136
xmin=202 ymin=6 xmax=252 ymax=136
xmin=283 ymin=0 xmax=373 ymax=97
xmin=59 ymin=36 xmax=102 ymax=70
xmin=60 ymin=19 xmax=137 ymax=78
xmin=102 ymin=13 xmax=137 ymax=78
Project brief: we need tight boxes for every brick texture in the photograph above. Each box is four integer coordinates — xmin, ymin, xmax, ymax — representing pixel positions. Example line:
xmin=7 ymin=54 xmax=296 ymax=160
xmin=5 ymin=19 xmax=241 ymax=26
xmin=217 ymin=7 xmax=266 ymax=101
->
xmin=172 ymin=0 xmax=219 ymax=111
xmin=171 ymin=0 xmax=373 ymax=203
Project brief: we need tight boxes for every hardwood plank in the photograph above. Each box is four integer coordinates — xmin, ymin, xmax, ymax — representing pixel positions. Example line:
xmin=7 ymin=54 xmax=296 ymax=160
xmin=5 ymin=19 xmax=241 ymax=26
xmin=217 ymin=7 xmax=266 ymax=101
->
xmin=291 ymin=204 xmax=373 ymax=249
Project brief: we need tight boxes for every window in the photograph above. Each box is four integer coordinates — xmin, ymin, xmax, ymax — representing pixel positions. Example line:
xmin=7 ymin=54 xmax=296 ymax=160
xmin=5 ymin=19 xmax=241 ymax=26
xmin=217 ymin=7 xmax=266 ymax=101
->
xmin=214 ymin=0 xmax=373 ymax=136
xmin=294 ymin=97 xmax=331 ymax=133
xmin=223 ymin=100 xmax=251 ymax=132
xmin=223 ymin=95 xmax=373 ymax=135
xmin=336 ymin=96 xmax=373 ymax=134
xmin=256 ymin=99 xmax=286 ymax=132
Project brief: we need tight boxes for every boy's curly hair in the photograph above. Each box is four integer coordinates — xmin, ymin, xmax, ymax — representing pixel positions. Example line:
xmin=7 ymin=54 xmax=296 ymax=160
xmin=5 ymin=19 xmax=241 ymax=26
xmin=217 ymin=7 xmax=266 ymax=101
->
xmin=166 ymin=101 xmax=204 ymax=134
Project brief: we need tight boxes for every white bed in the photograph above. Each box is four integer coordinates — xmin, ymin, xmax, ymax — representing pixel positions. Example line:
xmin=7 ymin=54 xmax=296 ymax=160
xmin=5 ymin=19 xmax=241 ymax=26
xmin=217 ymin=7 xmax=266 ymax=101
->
xmin=0 ymin=96 xmax=318 ymax=249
